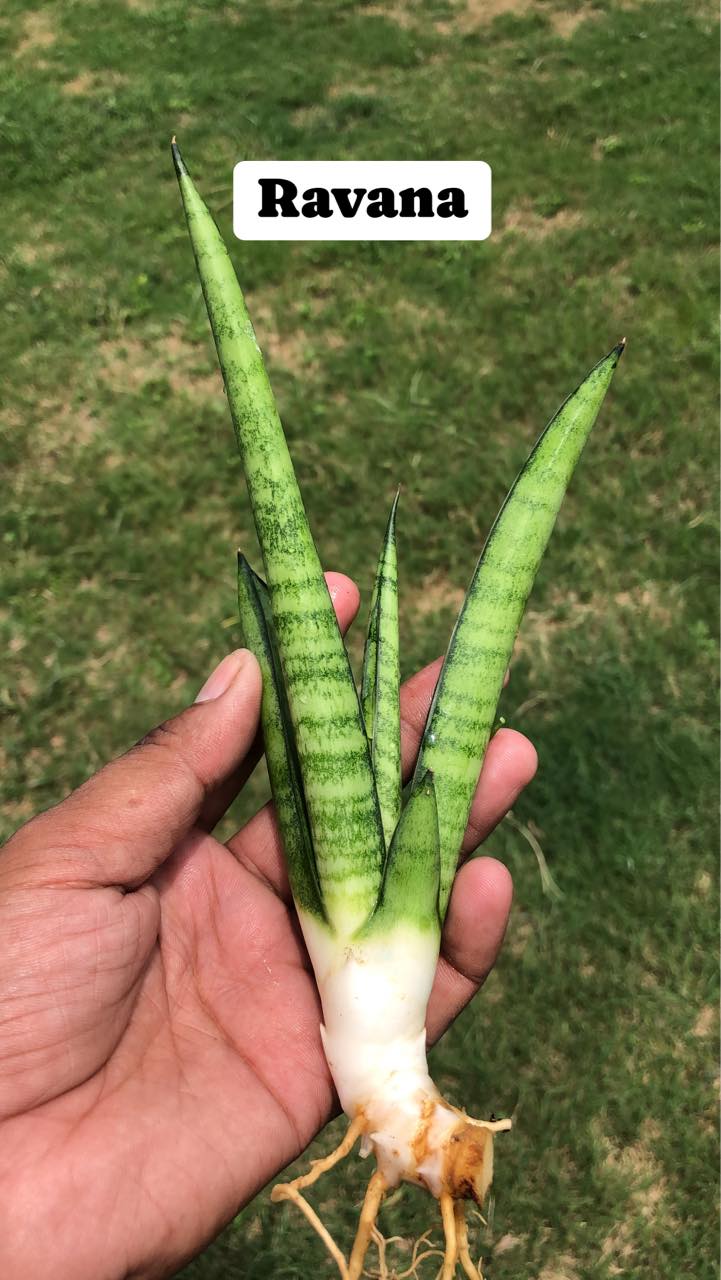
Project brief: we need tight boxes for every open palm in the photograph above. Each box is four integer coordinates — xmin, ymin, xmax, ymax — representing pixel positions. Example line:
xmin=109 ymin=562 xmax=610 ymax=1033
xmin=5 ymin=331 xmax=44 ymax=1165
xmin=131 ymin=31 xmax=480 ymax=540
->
xmin=0 ymin=576 xmax=536 ymax=1280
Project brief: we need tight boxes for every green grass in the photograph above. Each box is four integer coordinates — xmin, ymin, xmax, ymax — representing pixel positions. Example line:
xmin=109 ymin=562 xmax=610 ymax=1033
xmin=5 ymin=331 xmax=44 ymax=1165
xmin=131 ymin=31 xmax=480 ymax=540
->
xmin=1 ymin=0 xmax=718 ymax=1276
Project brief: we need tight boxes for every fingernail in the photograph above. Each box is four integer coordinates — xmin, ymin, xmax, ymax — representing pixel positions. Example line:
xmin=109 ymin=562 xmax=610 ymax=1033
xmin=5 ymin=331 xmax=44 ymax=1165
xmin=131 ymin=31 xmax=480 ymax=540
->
xmin=195 ymin=649 xmax=249 ymax=703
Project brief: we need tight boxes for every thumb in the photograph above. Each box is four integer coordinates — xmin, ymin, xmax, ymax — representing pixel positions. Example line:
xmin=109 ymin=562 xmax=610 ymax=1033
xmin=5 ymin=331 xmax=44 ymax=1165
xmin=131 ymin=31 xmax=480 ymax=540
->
xmin=4 ymin=650 xmax=262 ymax=891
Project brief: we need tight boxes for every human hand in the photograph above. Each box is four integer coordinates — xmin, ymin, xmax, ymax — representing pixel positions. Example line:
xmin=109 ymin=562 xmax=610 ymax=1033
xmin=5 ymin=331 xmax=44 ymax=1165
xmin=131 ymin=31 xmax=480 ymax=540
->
xmin=0 ymin=574 xmax=536 ymax=1280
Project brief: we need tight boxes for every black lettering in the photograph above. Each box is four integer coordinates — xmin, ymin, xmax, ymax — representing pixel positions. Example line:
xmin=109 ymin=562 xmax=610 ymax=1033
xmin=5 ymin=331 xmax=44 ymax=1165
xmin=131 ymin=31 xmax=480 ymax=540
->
xmin=332 ymin=188 xmax=366 ymax=217
xmin=302 ymin=187 xmax=333 ymax=218
xmin=437 ymin=187 xmax=468 ymax=218
xmin=258 ymin=178 xmax=299 ymax=217
xmin=399 ymin=187 xmax=434 ymax=218
xmin=366 ymin=187 xmax=397 ymax=218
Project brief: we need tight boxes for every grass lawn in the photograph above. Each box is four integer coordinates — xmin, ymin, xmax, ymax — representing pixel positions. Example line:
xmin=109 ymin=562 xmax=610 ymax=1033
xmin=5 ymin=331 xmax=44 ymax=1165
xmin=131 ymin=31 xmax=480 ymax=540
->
xmin=2 ymin=0 xmax=718 ymax=1276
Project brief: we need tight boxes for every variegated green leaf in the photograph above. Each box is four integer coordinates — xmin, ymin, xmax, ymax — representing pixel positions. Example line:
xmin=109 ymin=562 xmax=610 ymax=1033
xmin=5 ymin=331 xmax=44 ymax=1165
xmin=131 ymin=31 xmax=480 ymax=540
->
xmin=360 ymin=771 xmax=440 ymax=938
xmin=416 ymin=343 xmax=625 ymax=916
xmin=174 ymin=144 xmax=384 ymax=935
xmin=237 ymin=555 xmax=326 ymax=923
xmin=361 ymin=491 xmax=401 ymax=846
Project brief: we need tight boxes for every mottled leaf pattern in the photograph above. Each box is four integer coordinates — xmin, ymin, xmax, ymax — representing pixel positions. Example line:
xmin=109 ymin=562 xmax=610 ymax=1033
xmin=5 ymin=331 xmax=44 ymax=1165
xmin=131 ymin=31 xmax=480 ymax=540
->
xmin=174 ymin=144 xmax=384 ymax=935
xmin=416 ymin=343 xmax=624 ymax=916
xmin=237 ymin=556 xmax=326 ymax=922
xmin=361 ymin=491 xmax=401 ymax=847
xmin=175 ymin=144 xmax=622 ymax=941
xmin=360 ymin=772 xmax=441 ymax=938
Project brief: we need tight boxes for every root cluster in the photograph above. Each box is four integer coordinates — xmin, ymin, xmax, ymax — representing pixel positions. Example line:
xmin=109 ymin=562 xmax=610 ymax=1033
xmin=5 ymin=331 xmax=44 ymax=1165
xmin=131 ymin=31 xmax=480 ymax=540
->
xmin=271 ymin=1119 xmax=489 ymax=1280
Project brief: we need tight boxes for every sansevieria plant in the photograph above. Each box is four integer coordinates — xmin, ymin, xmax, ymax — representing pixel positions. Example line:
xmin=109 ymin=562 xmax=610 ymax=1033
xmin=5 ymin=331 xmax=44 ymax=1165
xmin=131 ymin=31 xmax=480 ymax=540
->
xmin=172 ymin=140 xmax=623 ymax=1280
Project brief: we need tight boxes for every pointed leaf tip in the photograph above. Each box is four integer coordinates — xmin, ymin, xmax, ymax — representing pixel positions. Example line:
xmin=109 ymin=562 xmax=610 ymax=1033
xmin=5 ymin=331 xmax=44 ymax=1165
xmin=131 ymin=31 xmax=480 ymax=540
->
xmin=171 ymin=138 xmax=189 ymax=179
xmin=361 ymin=491 xmax=402 ymax=845
xmin=176 ymin=150 xmax=385 ymax=931
xmin=416 ymin=342 xmax=622 ymax=919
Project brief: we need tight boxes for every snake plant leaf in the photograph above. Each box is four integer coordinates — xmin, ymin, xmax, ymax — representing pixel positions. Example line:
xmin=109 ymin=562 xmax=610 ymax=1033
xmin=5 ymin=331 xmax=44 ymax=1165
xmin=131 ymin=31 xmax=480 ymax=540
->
xmin=361 ymin=491 xmax=401 ymax=846
xmin=361 ymin=590 xmax=379 ymax=742
xmin=360 ymin=771 xmax=440 ymax=938
xmin=237 ymin=556 xmax=326 ymax=922
xmin=415 ymin=342 xmax=625 ymax=916
xmin=174 ymin=143 xmax=384 ymax=936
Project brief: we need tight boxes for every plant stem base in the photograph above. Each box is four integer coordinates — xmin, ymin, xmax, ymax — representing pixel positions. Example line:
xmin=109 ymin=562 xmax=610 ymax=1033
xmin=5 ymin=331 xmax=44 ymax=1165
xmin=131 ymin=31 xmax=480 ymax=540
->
xmin=271 ymin=1107 xmax=510 ymax=1279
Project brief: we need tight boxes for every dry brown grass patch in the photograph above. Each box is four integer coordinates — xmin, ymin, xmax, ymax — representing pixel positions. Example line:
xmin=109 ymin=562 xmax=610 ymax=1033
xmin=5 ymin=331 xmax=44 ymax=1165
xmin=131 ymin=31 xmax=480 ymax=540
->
xmin=12 ymin=220 xmax=57 ymax=264
xmin=15 ymin=230 xmax=59 ymax=266
xmin=692 ymin=1004 xmax=717 ymax=1038
xmin=493 ymin=1232 xmax=524 ymax=1255
xmin=507 ymin=915 xmax=534 ymax=958
xmin=99 ymin=328 xmax=221 ymax=401
xmin=498 ymin=202 xmax=585 ymax=240
xmin=246 ymin=289 xmax=328 ymax=372
xmin=694 ymin=869 xmax=712 ymax=897
xmin=62 ymin=71 xmax=95 ymax=96
xmin=435 ymin=1 xmax=600 ymax=35
xmin=327 ymin=80 xmax=378 ymax=99
xmin=612 ymin=584 xmax=675 ymax=627
xmin=596 ymin=1116 xmax=674 ymax=1270
xmin=458 ymin=0 xmax=532 ymax=27
xmin=408 ymin=569 xmax=465 ymax=620
xmin=61 ymin=70 xmax=128 ymax=96
xmin=515 ymin=581 xmax=680 ymax=667
xmin=19 ymin=399 xmax=101 ymax=469
xmin=14 ymin=9 xmax=57 ymax=57
xmin=538 ymin=1254 xmax=580 ymax=1280
xmin=261 ymin=327 xmax=319 ymax=376
xmin=359 ymin=2 xmax=418 ymax=30
xmin=4 ymin=798 xmax=36 ymax=828
xmin=290 ymin=104 xmax=328 ymax=129
xmin=549 ymin=8 xmax=599 ymax=38
xmin=392 ymin=297 xmax=447 ymax=335
xmin=262 ymin=320 xmax=345 ymax=371
xmin=85 ymin=641 xmax=131 ymax=689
